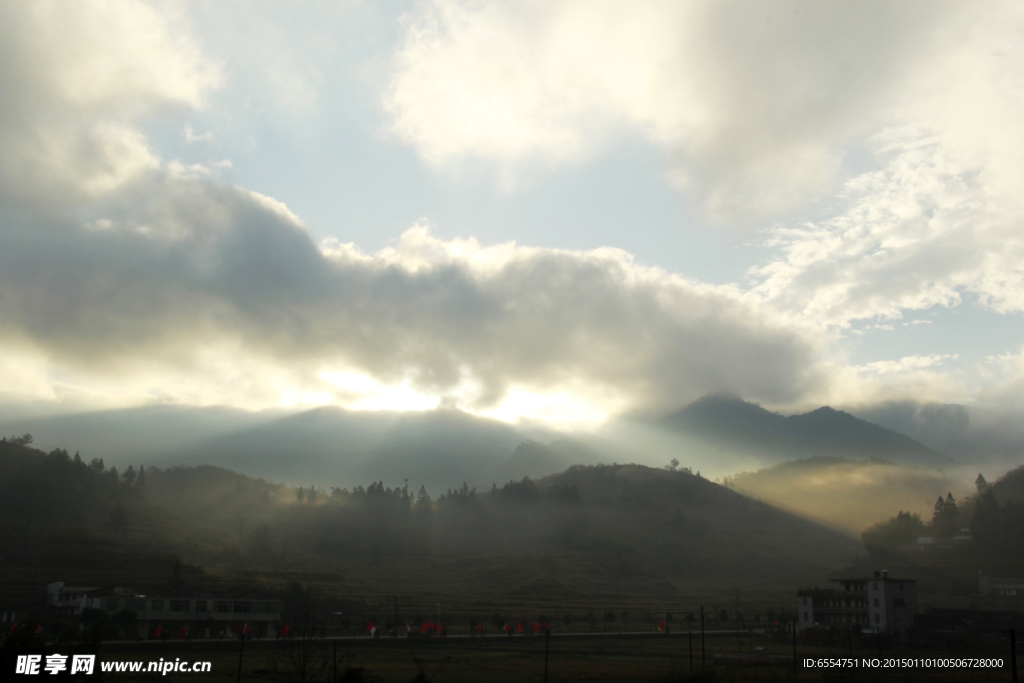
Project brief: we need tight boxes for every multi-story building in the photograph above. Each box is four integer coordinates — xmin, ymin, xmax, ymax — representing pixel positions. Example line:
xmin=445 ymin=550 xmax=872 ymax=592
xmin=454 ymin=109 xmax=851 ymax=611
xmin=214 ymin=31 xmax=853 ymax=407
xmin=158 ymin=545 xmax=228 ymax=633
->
xmin=44 ymin=581 xmax=283 ymax=638
xmin=44 ymin=581 xmax=110 ymax=616
xmin=798 ymin=571 xmax=918 ymax=636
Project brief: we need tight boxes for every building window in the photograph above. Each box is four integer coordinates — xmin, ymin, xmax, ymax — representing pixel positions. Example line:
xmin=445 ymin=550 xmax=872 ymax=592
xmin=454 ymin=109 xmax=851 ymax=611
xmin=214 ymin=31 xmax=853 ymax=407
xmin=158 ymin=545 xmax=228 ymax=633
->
xmin=873 ymin=598 xmax=879 ymax=607
xmin=170 ymin=600 xmax=190 ymax=613
xmin=803 ymin=612 xmax=808 ymax=620
xmin=214 ymin=601 xmax=231 ymax=613
xmin=196 ymin=601 xmax=208 ymax=613
xmin=874 ymin=614 xmax=880 ymax=624
xmin=150 ymin=600 xmax=163 ymax=612
xmin=233 ymin=602 xmax=253 ymax=613
xmin=106 ymin=599 xmax=118 ymax=612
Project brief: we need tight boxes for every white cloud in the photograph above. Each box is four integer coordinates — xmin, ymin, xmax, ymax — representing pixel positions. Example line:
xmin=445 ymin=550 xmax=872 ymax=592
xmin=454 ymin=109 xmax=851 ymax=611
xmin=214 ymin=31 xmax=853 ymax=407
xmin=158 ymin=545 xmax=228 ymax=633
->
xmin=0 ymin=175 xmax=825 ymax=419
xmin=0 ymin=1 xmax=220 ymax=206
xmin=0 ymin=1 xmax=825 ymax=421
xmin=856 ymin=354 xmax=958 ymax=377
xmin=734 ymin=4 xmax=1024 ymax=333
xmin=167 ymin=159 xmax=233 ymax=179
xmin=184 ymin=122 xmax=215 ymax=144
xmin=749 ymin=126 xmax=1024 ymax=331
xmin=3 ymin=0 xmax=1022 ymax=423
xmin=384 ymin=0 xmax=967 ymax=220
xmin=810 ymin=356 xmax=966 ymax=410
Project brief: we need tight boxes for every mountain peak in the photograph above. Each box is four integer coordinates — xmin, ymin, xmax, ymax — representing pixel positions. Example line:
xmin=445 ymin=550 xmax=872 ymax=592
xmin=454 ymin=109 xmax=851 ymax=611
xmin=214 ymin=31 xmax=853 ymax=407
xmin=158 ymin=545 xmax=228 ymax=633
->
xmin=661 ymin=393 xmax=950 ymax=467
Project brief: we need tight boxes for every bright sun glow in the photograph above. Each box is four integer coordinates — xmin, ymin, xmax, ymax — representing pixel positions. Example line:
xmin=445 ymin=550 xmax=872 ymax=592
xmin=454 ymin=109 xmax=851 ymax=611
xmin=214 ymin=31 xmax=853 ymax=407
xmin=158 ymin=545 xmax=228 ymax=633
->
xmin=313 ymin=371 xmax=613 ymax=426
xmin=478 ymin=388 xmax=612 ymax=426
xmin=318 ymin=371 xmax=440 ymax=412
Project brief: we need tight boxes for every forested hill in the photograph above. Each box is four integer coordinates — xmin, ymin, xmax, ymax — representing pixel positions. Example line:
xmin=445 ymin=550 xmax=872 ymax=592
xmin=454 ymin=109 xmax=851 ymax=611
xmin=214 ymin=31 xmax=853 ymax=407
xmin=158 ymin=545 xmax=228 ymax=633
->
xmin=989 ymin=463 xmax=1024 ymax=504
xmin=527 ymin=463 xmax=861 ymax=576
xmin=661 ymin=393 xmax=951 ymax=467
xmin=0 ymin=438 xmax=127 ymax=533
xmin=0 ymin=438 xmax=862 ymax=602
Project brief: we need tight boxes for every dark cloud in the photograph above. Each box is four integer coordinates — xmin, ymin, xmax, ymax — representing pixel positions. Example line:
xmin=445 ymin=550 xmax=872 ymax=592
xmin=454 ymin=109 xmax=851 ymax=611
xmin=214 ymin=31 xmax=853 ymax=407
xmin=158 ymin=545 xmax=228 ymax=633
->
xmin=0 ymin=170 xmax=820 ymax=414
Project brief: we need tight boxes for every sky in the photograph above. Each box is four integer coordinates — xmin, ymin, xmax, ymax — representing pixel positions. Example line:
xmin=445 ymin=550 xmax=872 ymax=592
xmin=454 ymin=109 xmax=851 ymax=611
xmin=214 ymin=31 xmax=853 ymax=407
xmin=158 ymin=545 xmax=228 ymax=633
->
xmin=2 ymin=0 xmax=1024 ymax=428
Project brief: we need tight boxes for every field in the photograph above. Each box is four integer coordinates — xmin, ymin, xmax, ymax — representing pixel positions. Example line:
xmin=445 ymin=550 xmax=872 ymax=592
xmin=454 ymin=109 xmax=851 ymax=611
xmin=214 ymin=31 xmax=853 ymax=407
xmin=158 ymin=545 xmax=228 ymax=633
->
xmin=88 ymin=630 xmax=1016 ymax=682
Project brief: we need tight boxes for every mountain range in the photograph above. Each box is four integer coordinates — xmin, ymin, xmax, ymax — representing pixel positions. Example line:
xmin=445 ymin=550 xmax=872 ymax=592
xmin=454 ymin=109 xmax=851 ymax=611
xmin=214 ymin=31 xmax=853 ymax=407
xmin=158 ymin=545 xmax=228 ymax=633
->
xmin=657 ymin=393 xmax=952 ymax=468
xmin=1 ymin=393 xmax=953 ymax=492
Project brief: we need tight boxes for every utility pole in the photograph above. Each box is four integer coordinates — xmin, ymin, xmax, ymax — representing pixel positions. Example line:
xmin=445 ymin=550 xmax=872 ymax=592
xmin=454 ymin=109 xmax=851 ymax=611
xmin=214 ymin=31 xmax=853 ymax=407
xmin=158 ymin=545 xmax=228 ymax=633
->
xmin=792 ymin=620 xmax=797 ymax=680
xmin=700 ymin=606 xmax=705 ymax=670
xmin=437 ymin=603 xmax=441 ymax=635
xmin=394 ymin=596 xmax=398 ymax=640
xmin=236 ymin=628 xmax=245 ymax=683
xmin=544 ymin=628 xmax=550 ymax=682
xmin=736 ymin=588 xmax=741 ymax=656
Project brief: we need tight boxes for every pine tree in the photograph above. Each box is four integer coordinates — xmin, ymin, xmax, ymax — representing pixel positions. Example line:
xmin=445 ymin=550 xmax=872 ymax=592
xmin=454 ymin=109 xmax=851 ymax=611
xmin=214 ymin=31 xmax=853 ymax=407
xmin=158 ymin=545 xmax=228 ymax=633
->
xmin=932 ymin=492 xmax=959 ymax=536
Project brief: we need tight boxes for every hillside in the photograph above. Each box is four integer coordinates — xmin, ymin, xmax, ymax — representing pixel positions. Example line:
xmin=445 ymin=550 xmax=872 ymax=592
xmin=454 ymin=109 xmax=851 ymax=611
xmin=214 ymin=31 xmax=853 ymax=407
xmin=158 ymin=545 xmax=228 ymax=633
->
xmin=661 ymin=393 xmax=952 ymax=467
xmin=528 ymin=463 xmax=862 ymax=577
xmin=0 ymin=439 xmax=862 ymax=605
xmin=989 ymin=462 xmax=1024 ymax=504
xmin=722 ymin=457 xmax=964 ymax=534
xmin=477 ymin=438 xmax=607 ymax=487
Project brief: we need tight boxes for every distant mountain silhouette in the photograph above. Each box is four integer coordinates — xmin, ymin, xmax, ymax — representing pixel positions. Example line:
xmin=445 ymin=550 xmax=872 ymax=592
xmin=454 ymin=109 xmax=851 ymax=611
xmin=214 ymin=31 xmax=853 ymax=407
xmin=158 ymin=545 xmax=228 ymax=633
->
xmin=165 ymin=406 xmax=549 ymax=490
xmin=661 ymin=393 xmax=952 ymax=467
xmin=479 ymin=438 xmax=607 ymax=487
xmin=0 ymin=405 xmax=552 ymax=490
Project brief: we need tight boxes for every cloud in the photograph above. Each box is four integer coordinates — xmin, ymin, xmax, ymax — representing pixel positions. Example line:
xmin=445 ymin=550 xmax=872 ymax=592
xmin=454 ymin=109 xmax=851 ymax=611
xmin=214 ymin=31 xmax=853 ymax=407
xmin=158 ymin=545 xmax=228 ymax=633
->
xmin=0 ymin=1 xmax=822 ymax=422
xmin=184 ymin=122 xmax=215 ymax=144
xmin=384 ymin=0 xmax=965 ymax=220
xmin=3 ymin=1 xmax=1021 ymax=423
xmin=0 ymin=1 xmax=220 ymax=208
xmin=739 ymin=4 xmax=1024 ymax=331
xmin=0 ymin=178 xmax=822 ymax=419
xmin=749 ymin=127 xmax=1024 ymax=330
xmin=856 ymin=355 xmax=959 ymax=377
